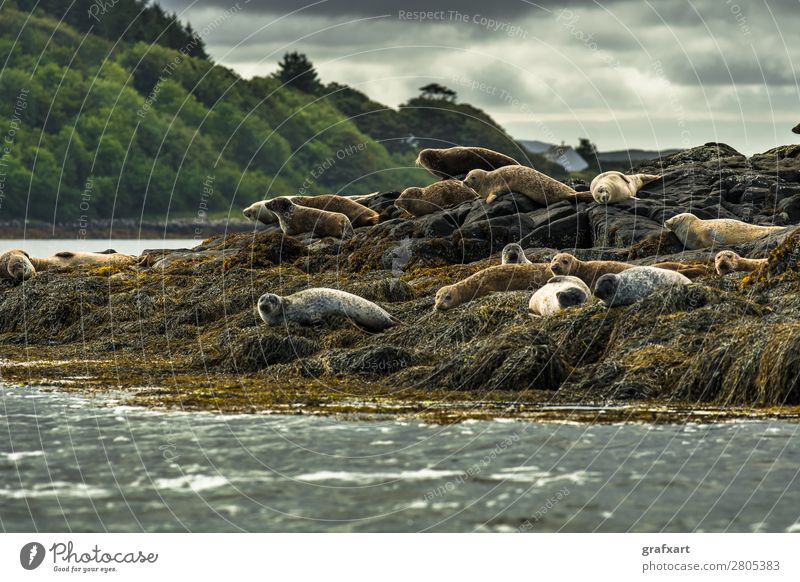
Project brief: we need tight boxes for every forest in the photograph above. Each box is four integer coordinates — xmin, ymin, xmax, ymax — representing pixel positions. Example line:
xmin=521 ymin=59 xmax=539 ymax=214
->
xmin=0 ymin=0 xmax=560 ymax=221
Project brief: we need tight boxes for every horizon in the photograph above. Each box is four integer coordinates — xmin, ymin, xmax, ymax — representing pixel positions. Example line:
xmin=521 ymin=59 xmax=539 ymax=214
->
xmin=159 ymin=0 xmax=800 ymax=157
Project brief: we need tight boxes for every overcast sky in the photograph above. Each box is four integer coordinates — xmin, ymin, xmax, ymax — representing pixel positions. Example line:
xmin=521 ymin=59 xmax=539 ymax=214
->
xmin=160 ymin=0 xmax=800 ymax=154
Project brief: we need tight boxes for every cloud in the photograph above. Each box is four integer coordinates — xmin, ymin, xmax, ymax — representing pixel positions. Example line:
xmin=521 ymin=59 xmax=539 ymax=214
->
xmin=158 ymin=0 xmax=800 ymax=154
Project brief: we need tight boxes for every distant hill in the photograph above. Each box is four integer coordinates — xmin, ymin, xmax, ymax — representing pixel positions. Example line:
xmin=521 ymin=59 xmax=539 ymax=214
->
xmin=0 ymin=0 xmax=570 ymax=222
xmin=595 ymin=149 xmax=683 ymax=162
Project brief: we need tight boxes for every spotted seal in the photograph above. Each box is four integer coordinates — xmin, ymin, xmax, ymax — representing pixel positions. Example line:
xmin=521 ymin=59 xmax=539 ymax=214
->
xmin=434 ymin=263 xmax=552 ymax=311
xmin=257 ymin=288 xmax=401 ymax=332
xmin=664 ymin=213 xmax=785 ymax=250
xmin=416 ymin=146 xmax=519 ymax=180
xmin=593 ymin=266 xmax=691 ymax=306
xmin=463 ymin=166 xmax=594 ymax=205
xmin=528 ymin=275 xmax=591 ymax=316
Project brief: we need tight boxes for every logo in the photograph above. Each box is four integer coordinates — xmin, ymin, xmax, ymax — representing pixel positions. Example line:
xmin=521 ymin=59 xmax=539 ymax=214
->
xmin=20 ymin=542 xmax=46 ymax=570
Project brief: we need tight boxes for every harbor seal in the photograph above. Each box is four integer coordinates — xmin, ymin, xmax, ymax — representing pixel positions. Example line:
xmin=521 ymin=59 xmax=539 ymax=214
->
xmin=463 ymin=166 xmax=594 ymax=205
xmin=528 ymin=275 xmax=591 ymax=316
xmin=243 ymin=200 xmax=280 ymax=226
xmin=416 ymin=146 xmax=519 ymax=180
xmin=664 ymin=213 xmax=785 ymax=249
xmin=590 ymin=171 xmax=661 ymax=204
xmin=593 ymin=266 xmax=691 ymax=307
xmin=501 ymin=243 xmax=532 ymax=265
xmin=551 ymin=252 xmax=711 ymax=286
xmin=245 ymin=195 xmax=378 ymax=228
xmin=395 ymin=180 xmax=479 ymax=216
xmin=434 ymin=263 xmax=552 ymax=311
xmin=715 ymin=250 xmax=767 ymax=275
xmin=264 ymin=197 xmax=354 ymax=239
xmin=257 ymin=288 xmax=400 ymax=332
xmin=29 ymin=251 xmax=137 ymax=270
xmin=549 ymin=252 xmax=631 ymax=288
xmin=0 ymin=248 xmax=36 ymax=281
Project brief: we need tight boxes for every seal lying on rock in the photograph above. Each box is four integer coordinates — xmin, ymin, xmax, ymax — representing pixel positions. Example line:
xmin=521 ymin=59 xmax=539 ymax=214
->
xmin=434 ymin=264 xmax=552 ymax=311
xmin=590 ymin=171 xmax=661 ymax=204
xmin=528 ymin=275 xmax=591 ymax=316
xmin=715 ymin=250 xmax=767 ymax=275
xmin=501 ymin=243 xmax=532 ymax=265
xmin=664 ymin=213 xmax=785 ymax=249
xmin=463 ymin=166 xmax=594 ymax=205
xmin=245 ymin=195 xmax=378 ymax=228
xmin=0 ymin=248 xmax=36 ymax=281
xmin=551 ymin=252 xmax=712 ymax=287
xmin=31 ymin=250 xmax=137 ymax=270
xmin=550 ymin=252 xmax=631 ymax=288
xmin=395 ymin=180 xmax=479 ymax=216
xmin=257 ymin=288 xmax=401 ymax=332
xmin=264 ymin=197 xmax=354 ymax=239
xmin=594 ymin=266 xmax=691 ymax=307
xmin=416 ymin=146 xmax=519 ymax=180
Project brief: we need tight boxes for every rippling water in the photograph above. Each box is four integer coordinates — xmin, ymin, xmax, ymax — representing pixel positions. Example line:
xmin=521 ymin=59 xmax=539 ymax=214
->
xmin=1 ymin=386 xmax=799 ymax=532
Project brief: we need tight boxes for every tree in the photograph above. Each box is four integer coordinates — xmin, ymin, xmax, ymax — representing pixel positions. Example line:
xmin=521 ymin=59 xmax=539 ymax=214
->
xmin=418 ymin=83 xmax=457 ymax=102
xmin=275 ymin=52 xmax=322 ymax=94
xmin=575 ymin=138 xmax=598 ymax=160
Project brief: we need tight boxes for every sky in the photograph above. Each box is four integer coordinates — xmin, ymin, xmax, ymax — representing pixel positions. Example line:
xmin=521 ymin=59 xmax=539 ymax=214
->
xmin=160 ymin=0 xmax=800 ymax=154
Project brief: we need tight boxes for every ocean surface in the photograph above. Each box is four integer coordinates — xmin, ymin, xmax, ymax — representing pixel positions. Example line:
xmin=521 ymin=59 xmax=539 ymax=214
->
xmin=0 ymin=239 xmax=199 ymax=257
xmin=1 ymin=386 xmax=799 ymax=532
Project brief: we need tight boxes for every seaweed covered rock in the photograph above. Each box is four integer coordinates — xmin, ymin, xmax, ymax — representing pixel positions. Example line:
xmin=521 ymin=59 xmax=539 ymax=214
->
xmin=427 ymin=326 xmax=568 ymax=391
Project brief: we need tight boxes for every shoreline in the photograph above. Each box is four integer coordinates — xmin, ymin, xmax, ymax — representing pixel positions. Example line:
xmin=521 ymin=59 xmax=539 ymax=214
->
xmin=2 ymin=143 xmax=800 ymax=423
xmin=0 ymin=218 xmax=264 ymax=239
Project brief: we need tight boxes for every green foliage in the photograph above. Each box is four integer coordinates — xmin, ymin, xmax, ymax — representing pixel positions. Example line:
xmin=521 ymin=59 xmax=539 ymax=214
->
xmin=0 ymin=4 xmax=565 ymax=222
xmin=275 ymin=52 xmax=322 ymax=94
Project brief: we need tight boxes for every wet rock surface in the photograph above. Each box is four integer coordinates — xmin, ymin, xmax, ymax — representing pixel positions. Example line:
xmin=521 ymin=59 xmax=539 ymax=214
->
xmin=3 ymin=143 xmax=800 ymax=419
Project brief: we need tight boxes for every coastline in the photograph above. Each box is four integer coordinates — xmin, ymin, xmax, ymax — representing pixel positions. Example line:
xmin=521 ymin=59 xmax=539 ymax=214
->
xmin=0 ymin=218 xmax=263 ymax=239
xmin=2 ymin=143 xmax=800 ymax=424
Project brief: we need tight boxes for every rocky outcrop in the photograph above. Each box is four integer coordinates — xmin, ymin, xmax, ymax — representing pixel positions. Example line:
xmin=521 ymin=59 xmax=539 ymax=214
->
xmin=3 ymin=142 xmax=800 ymax=414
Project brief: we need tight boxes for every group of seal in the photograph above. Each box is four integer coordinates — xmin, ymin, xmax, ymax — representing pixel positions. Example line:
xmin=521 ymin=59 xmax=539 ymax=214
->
xmin=0 ymin=248 xmax=136 ymax=282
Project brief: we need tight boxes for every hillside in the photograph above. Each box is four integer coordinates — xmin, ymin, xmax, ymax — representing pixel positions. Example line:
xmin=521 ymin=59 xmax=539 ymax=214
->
xmin=0 ymin=1 xmax=562 ymax=223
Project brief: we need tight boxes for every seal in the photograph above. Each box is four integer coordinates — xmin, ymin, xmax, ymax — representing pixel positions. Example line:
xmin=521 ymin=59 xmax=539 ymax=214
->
xmin=395 ymin=180 xmax=479 ymax=216
xmin=416 ymin=146 xmax=519 ymax=180
xmin=551 ymin=252 xmax=711 ymax=285
xmin=664 ymin=213 xmax=785 ymax=249
xmin=434 ymin=263 xmax=552 ymax=311
xmin=30 ymin=251 xmax=137 ymax=270
xmin=593 ymin=266 xmax=691 ymax=307
xmin=244 ymin=200 xmax=281 ymax=226
xmin=245 ymin=195 xmax=378 ymax=228
xmin=501 ymin=243 xmax=532 ymax=265
xmin=263 ymin=197 xmax=354 ymax=239
xmin=257 ymin=288 xmax=401 ymax=332
xmin=715 ymin=250 xmax=767 ymax=275
xmin=463 ymin=166 xmax=594 ymax=205
xmin=529 ymin=275 xmax=591 ymax=316
xmin=549 ymin=252 xmax=631 ymax=288
xmin=0 ymin=248 xmax=36 ymax=282
xmin=590 ymin=171 xmax=661 ymax=204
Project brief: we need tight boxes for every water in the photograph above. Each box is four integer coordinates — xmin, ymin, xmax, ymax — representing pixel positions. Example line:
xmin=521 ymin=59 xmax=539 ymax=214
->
xmin=2 ymin=387 xmax=799 ymax=532
xmin=0 ymin=239 xmax=198 ymax=257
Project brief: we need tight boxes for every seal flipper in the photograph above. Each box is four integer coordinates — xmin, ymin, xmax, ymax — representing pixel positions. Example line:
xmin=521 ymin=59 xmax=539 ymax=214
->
xmin=99 ymin=249 xmax=118 ymax=254
xmin=55 ymin=251 xmax=75 ymax=258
